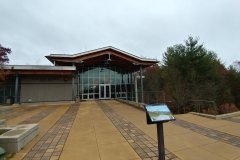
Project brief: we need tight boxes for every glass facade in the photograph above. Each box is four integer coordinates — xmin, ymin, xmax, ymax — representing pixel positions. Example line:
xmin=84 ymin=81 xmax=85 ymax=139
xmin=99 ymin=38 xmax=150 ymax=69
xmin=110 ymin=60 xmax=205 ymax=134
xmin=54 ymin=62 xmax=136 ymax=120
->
xmin=78 ymin=65 xmax=135 ymax=100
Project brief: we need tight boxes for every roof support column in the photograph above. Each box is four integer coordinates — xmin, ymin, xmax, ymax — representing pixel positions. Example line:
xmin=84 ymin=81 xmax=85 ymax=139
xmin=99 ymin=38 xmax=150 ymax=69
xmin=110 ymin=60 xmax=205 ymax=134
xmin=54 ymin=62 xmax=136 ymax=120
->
xmin=14 ymin=74 xmax=19 ymax=104
xmin=134 ymin=75 xmax=138 ymax=103
xmin=130 ymin=73 xmax=134 ymax=101
xmin=77 ymin=72 xmax=79 ymax=99
xmin=140 ymin=65 xmax=144 ymax=103
xmin=72 ymin=74 xmax=75 ymax=101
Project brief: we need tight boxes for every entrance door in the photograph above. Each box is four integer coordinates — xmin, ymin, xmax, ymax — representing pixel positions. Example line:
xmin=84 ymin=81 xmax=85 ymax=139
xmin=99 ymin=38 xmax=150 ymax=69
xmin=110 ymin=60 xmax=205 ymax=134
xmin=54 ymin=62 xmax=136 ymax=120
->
xmin=99 ymin=84 xmax=111 ymax=99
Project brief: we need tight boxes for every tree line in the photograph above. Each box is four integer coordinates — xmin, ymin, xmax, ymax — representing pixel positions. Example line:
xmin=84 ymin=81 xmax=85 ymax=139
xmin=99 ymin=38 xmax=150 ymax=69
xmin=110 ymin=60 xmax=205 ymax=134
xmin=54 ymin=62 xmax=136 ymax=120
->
xmin=143 ymin=36 xmax=240 ymax=114
xmin=0 ymin=44 xmax=11 ymax=81
xmin=1 ymin=40 xmax=239 ymax=114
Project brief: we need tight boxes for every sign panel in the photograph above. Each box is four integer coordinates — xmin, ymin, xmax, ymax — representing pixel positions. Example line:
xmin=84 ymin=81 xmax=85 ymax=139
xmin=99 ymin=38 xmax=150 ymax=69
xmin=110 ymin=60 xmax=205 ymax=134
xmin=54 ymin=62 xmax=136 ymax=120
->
xmin=145 ymin=104 xmax=175 ymax=124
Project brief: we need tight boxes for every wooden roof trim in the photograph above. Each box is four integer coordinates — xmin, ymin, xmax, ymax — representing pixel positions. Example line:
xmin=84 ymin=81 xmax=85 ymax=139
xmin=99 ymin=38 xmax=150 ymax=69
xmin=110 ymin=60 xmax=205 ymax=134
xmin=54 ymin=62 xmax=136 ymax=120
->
xmin=48 ymin=50 xmax=158 ymax=66
xmin=46 ymin=46 xmax=158 ymax=64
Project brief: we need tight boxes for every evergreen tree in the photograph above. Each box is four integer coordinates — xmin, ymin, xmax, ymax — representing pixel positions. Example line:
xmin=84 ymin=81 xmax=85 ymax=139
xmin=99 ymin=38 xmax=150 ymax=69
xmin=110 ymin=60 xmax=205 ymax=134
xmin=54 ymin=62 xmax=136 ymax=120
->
xmin=162 ymin=36 xmax=224 ymax=113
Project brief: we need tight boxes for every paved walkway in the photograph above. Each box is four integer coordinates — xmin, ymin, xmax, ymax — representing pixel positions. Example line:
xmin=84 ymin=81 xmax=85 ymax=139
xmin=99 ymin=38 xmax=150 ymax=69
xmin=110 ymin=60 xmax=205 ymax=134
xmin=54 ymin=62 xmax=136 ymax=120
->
xmin=2 ymin=100 xmax=240 ymax=160
xmin=173 ymin=119 xmax=240 ymax=147
xmin=97 ymin=101 xmax=179 ymax=160
xmin=105 ymin=100 xmax=240 ymax=160
xmin=23 ymin=104 xmax=79 ymax=160
xmin=225 ymin=116 xmax=240 ymax=124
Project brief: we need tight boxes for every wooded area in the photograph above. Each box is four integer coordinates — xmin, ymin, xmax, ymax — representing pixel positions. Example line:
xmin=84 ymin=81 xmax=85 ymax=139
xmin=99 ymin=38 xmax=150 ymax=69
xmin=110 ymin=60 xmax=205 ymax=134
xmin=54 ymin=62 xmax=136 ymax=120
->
xmin=0 ymin=43 xmax=11 ymax=81
xmin=143 ymin=36 xmax=240 ymax=114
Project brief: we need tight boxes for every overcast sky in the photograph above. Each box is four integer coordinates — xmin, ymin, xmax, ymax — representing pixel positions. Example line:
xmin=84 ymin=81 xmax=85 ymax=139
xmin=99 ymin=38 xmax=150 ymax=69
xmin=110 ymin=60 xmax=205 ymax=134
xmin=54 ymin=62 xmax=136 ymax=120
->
xmin=0 ymin=0 xmax=239 ymax=67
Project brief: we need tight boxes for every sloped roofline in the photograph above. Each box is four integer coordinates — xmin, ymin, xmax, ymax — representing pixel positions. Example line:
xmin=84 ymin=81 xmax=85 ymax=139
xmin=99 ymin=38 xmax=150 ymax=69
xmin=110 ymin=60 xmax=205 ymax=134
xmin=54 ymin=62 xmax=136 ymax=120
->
xmin=46 ymin=46 xmax=158 ymax=62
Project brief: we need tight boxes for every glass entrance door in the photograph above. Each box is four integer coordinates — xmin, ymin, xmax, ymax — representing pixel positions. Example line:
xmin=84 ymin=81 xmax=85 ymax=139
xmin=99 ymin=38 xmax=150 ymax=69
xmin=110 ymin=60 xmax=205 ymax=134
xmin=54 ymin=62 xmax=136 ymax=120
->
xmin=99 ymin=84 xmax=111 ymax=99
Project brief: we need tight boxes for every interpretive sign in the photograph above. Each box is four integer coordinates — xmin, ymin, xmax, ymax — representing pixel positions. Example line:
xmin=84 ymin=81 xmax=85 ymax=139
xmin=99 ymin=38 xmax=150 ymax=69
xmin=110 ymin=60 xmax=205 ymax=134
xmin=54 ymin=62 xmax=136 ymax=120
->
xmin=145 ymin=104 xmax=175 ymax=124
xmin=144 ymin=103 xmax=176 ymax=160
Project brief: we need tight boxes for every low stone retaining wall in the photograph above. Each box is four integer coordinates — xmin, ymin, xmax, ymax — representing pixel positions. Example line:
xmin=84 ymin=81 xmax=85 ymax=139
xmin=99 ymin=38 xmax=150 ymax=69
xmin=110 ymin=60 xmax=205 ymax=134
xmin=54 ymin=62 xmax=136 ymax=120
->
xmin=0 ymin=124 xmax=39 ymax=153
xmin=190 ymin=111 xmax=240 ymax=120
xmin=115 ymin=99 xmax=145 ymax=110
xmin=116 ymin=99 xmax=240 ymax=120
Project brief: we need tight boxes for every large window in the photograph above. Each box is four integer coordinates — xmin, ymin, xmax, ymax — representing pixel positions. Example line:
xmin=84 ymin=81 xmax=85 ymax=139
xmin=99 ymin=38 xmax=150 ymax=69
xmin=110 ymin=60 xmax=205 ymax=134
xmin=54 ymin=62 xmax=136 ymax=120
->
xmin=78 ymin=65 xmax=134 ymax=100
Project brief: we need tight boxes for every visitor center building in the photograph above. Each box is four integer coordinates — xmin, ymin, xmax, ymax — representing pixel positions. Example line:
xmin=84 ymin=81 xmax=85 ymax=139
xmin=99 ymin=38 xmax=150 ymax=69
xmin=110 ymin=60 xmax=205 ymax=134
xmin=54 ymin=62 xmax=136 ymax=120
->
xmin=1 ymin=46 xmax=158 ymax=104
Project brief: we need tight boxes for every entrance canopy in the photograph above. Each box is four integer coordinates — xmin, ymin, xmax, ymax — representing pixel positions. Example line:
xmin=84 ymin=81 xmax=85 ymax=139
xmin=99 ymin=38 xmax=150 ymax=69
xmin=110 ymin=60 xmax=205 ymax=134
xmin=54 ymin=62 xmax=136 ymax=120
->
xmin=46 ymin=46 xmax=158 ymax=72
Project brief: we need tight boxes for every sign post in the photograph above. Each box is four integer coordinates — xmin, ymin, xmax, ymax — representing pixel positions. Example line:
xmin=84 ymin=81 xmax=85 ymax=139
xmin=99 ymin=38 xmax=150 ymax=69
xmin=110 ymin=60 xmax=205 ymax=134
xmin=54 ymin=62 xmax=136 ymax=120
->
xmin=144 ymin=104 xmax=175 ymax=160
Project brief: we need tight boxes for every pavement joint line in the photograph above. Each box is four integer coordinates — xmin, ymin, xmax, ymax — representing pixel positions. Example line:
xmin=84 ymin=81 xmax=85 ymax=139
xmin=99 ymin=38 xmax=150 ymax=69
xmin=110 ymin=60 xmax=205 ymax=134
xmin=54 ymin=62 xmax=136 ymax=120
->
xmin=22 ymin=104 xmax=79 ymax=160
xmin=19 ymin=107 xmax=56 ymax=124
xmin=93 ymin=116 xmax=103 ymax=160
xmin=97 ymin=101 xmax=180 ymax=160
xmin=172 ymin=119 xmax=240 ymax=148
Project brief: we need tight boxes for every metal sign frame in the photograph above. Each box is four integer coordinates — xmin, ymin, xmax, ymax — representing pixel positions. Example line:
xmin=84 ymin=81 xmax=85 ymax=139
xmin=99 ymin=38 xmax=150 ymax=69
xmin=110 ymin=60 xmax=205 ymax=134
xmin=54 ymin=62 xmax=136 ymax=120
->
xmin=144 ymin=103 xmax=175 ymax=124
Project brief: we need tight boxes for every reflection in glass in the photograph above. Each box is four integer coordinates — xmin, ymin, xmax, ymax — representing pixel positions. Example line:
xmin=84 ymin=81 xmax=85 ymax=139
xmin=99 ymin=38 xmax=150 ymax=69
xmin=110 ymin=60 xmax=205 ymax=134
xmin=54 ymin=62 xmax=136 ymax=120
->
xmin=79 ymin=65 xmax=134 ymax=100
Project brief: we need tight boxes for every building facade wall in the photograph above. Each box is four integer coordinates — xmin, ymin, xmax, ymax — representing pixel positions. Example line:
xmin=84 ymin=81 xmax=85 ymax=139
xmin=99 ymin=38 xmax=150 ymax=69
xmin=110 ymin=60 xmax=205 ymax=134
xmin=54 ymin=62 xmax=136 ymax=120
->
xmin=0 ymin=78 xmax=16 ymax=104
xmin=20 ymin=76 xmax=76 ymax=103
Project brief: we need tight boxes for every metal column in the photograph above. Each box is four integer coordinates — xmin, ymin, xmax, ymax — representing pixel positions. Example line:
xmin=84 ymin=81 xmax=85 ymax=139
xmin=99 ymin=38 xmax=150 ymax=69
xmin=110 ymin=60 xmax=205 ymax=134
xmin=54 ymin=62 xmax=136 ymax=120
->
xmin=14 ymin=74 xmax=19 ymax=104
xmin=157 ymin=123 xmax=165 ymax=160
xmin=130 ymin=73 xmax=134 ymax=101
xmin=72 ymin=74 xmax=75 ymax=101
xmin=140 ymin=66 xmax=144 ymax=103
xmin=134 ymin=75 xmax=138 ymax=103
xmin=77 ymin=72 xmax=79 ymax=98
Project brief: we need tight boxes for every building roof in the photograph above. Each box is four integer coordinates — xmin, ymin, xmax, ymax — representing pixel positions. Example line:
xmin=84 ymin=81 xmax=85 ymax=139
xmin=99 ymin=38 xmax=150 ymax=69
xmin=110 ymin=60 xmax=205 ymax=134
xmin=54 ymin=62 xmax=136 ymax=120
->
xmin=46 ymin=46 xmax=157 ymax=62
xmin=46 ymin=46 xmax=159 ymax=71
xmin=4 ymin=65 xmax=76 ymax=75
xmin=4 ymin=65 xmax=76 ymax=70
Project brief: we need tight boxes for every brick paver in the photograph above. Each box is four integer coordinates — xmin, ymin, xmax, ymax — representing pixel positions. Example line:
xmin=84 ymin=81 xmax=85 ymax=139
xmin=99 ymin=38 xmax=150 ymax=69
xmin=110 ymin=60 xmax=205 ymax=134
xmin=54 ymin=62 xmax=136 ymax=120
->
xmin=97 ymin=101 xmax=180 ymax=160
xmin=19 ymin=107 xmax=56 ymax=124
xmin=173 ymin=119 xmax=240 ymax=148
xmin=23 ymin=104 xmax=79 ymax=160
xmin=0 ymin=107 xmax=38 ymax=120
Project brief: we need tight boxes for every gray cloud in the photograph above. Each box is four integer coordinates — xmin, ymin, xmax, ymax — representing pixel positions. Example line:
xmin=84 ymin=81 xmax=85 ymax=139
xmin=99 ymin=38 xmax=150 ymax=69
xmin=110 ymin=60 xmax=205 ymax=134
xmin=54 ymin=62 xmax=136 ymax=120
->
xmin=0 ymin=0 xmax=239 ymax=66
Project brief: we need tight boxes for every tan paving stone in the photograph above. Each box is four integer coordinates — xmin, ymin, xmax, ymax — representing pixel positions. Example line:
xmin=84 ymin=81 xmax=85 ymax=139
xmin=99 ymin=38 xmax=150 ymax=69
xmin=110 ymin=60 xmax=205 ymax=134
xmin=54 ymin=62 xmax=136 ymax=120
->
xmin=175 ymin=147 xmax=226 ymax=160
xmin=70 ymin=125 xmax=95 ymax=136
xmin=165 ymin=132 xmax=217 ymax=152
xmin=50 ymin=156 xmax=59 ymax=160
xmin=60 ymin=144 xmax=100 ymax=160
xmin=96 ymin=131 xmax=126 ymax=145
xmin=202 ymin=141 xmax=240 ymax=160
xmin=94 ymin=121 xmax=119 ymax=133
xmin=176 ymin=114 xmax=239 ymax=135
xmin=64 ymin=134 xmax=97 ymax=147
xmin=164 ymin=123 xmax=191 ymax=136
xmin=98 ymin=142 xmax=140 ymax=160
xmin=215 ymin=123 xmax=240 ymax=136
